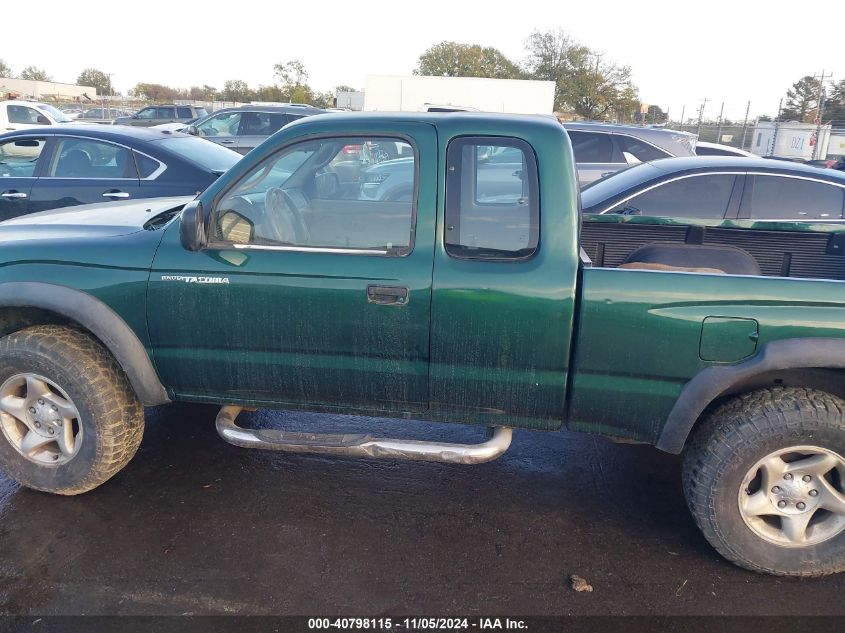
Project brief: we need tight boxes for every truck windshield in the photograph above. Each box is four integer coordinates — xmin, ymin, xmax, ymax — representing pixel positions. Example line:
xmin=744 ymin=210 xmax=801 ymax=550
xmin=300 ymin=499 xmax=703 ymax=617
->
xmin=34 ymin=104 xmax=72 ymax=123
xmin=154 ymin=136 xmax=241 ymax=174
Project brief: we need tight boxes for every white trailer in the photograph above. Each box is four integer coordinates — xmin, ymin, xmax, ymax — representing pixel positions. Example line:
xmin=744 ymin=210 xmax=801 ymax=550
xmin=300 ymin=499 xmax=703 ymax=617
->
xmin=363 ymin=75 xmax=555 ymax=115
xmin=750 ymin=121 xmax=832 ymax=160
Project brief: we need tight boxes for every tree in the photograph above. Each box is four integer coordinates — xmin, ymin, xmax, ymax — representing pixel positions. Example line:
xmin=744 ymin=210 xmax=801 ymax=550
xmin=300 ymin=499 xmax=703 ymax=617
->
xmin=19 ymin=66 xmax=51 ymax=81
xmin=130 ymin=82 xmax=179 ymax=102
xmin=414 ymin=41 xmax=523 ymax=79
xmin=0 ymin=59 xmax=11 ymax=78
xmin=825 ymin=79 xmax=845 ymax=125
xmin=779 ymin=76 xmax=824 ymax=122
xmin=188 ymin=85 xmax=219 ymax=101
xmin=523 ymin=29 xmax=638 ymax=120
xmin=334 ymin=84 xmax=357 ymax=94
xmin=76 ymin=68 xmax=112 ymax=96
xmin=222 ymin=79 xmax=253 ymax=102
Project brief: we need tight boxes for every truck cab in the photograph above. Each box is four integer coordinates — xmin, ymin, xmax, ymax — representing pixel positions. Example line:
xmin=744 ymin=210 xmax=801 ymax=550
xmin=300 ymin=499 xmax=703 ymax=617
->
xmin=0 ymin=100 xmax=76 ymax=131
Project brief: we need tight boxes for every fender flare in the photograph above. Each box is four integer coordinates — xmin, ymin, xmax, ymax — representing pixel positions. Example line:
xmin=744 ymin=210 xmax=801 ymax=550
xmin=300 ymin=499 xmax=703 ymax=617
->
xmin=656 ymin=338 xmax=845 ymax=454
xmin=0 ymin=282 xmax=170 ymax=406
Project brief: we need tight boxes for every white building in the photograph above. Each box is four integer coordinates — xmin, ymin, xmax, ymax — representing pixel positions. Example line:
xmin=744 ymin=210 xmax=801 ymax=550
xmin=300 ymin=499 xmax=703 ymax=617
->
xmin=0 ymin=76 xmax=96 ymax=101
xmin=362 ymin=75 xmax=555 ymax=114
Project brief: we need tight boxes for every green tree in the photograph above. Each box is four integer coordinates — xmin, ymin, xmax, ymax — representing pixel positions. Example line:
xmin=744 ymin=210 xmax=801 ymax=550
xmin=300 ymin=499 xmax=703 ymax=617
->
xmin=222 ymin=79 xmax=253 ymax=102
xmin=780 ymin=76 xmax=824 ymax=122
xmin=130 ymin=82 xmax=179 ymax=102
xmin=414 ymin=41 xmax=523 ymax=79
xmin=19 ymin=66 xmax=51 ymax=81
xmin=0 ymin=59 xmax=12 ymax=78
xmin=76 ymin=68 xmax=113 ymax=96
xmin=334 ymin=84 xmax=357 ymax=94
xmin=825 ymin=79 xmax=845 ymax=125
xmin=523 ymin=29 xmax=638 ymax=120
xmin=188 ymin=85 xmax=219 ymax=101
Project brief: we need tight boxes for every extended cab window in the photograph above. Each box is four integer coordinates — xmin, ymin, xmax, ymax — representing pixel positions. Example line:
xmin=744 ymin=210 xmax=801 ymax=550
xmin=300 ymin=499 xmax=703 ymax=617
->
xmin=0 ymin=138 xmax=45 ymax=177
xmin=444 ymin=137 xmax=539 ymax=260
xmin=213 ymin=136 xmax=416 ymax=254
xmin=746 ymin=175 xmax=845 ymax=220
xmin=49 ymin=138 xmax=136 ymax=178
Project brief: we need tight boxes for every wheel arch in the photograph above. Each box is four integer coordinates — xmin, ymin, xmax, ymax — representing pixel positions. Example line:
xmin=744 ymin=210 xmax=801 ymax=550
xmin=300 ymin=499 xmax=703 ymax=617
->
xmin=657 ymin=338 xmax=845 ymax=454
xmin=0 ymin=282 xmax=170 ymax=406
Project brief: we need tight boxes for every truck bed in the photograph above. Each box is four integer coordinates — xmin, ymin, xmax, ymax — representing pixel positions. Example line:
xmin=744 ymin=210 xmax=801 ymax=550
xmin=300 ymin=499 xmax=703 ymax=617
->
xmin=581 ymin=215 xmax=845 ymax=281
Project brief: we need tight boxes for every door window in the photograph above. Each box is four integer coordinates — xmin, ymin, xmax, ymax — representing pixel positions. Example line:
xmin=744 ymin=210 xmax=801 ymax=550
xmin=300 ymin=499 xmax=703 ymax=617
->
xmin=49 ymin=138 xmax=136 ymax=178
xmin=7 ymin=105 xmax=49 ymax=125
xmin=136 ymin=107 xmax=157 ymax=119
xmin=746 ymin=175 xmax=845 ymax=220
xmin=214 ymin=136 xmax=416 ymax=254
xmin=196 ymin=112 xmax=241 ymax=137
xmin=567 ymin=130 xmax=616 ymax=163
xmin=614 ymin=134 xmax=671 ymax=162
xmin=0 ymin=138 xmax=45 ymax=177
xmin=444 ymin=137 xmax=539 ymax=260
xmin=607 ymin=174 xmax=737 ymax=218
xmin=240 ymin=112 xmax=287 ymax=135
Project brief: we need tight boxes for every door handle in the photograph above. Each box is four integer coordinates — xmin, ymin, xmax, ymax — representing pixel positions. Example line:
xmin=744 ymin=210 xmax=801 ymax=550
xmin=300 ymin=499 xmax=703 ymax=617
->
xmin=103 ymin=191 xmax=130 ymax=199
xmin=1 ymin=191 xmax=27 ymax=199
xmin=218 ymin=139 xmax=235 ymax=144
xmin=366 ymin=285 xmax=409 ymax=305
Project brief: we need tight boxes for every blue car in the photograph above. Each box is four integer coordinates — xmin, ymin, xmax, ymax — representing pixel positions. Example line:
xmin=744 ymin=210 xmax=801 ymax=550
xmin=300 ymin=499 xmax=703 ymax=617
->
xmin=0 ymin=125 xmax=241 ymax=220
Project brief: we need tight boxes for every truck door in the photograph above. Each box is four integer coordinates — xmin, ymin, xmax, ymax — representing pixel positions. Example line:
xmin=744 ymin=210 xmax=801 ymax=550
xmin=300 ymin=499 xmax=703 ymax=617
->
xmin=147 ymin=123 xmax=437 ymax=414
xmin=430 ymin=135 xmax=580 ymax=429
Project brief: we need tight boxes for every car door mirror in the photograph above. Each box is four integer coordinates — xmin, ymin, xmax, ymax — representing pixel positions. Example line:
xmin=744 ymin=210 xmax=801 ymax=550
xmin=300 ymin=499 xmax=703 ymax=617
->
xmin=36 ymin=115 xmax=51 ymax=125
xmin=622 ymin=151 xmax=641 ymax=165
xmin=185 ymin=124 xmax=199 ymax=136
xmin=218 ymin=210 xmax=254 ymax=244
xmin=179 ymin=199 xmax=208 ymax=251
xmin=314 ymin=171 xmax=340 ymax=198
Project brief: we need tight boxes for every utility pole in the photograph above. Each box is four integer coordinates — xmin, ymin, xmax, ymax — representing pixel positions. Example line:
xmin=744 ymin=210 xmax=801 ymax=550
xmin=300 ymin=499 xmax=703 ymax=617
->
xmin=696 ymin=98 xmax=709 ymax=137
xmin=715 ymin=102 xmax=725 ymax=144
xmin=679 ymin=105 xmax=685 ymax=129
xmin=811 ymin=70 xmax=833 ymax=160
xmin=770 ymin=98 xmax=783 ymax=157
xmin=740 ymin=100 xmax=751 ymax=150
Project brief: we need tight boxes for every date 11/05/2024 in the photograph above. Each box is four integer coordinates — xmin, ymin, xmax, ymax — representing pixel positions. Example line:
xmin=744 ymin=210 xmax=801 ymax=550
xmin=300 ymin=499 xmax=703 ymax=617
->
xmin=307 ymin=618 xmax=528 ymax=630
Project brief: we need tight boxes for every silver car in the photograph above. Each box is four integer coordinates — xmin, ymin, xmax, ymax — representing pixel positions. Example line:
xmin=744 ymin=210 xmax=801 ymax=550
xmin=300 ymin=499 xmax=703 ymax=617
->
xmin=562 ymin=122 xmax=697 ymax=186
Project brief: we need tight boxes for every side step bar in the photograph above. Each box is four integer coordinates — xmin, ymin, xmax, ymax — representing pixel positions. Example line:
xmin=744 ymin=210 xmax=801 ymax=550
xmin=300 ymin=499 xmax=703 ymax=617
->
xmin=215 ymin=406 xmax=512 ymax=465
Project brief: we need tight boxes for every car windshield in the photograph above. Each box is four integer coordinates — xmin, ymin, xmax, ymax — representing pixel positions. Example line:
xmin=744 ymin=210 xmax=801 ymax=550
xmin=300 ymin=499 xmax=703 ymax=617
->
xmin=154 ymin=136 xmax=241 ymax=174
xmin=580 ymin=162 xmax=664 ymax=210
xmin=34 ymin=103 xmax=72 ymax=123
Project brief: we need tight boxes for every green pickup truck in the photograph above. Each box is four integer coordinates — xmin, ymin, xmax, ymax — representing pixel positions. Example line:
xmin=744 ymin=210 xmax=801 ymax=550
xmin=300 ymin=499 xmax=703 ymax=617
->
xmin=1 ymin=113 xmax=845 ymax=578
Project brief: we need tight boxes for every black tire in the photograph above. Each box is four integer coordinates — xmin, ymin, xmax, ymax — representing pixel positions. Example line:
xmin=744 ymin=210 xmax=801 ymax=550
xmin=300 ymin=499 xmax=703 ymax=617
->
xmin=0 ymin=325 xmax=144 ymax=495
xmin=683 ymin=387 xmax=845 ymax=576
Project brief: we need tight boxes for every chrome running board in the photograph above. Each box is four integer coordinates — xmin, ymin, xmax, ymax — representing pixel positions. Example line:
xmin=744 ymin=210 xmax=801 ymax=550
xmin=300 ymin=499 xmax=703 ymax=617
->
xmin=215 ymin=406 xmax=512 ymax=465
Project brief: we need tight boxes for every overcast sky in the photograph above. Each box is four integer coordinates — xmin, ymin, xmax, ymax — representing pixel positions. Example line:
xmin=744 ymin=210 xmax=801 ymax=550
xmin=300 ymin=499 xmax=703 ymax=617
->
xmin=3 ymin=0 xmax=840 ymax=121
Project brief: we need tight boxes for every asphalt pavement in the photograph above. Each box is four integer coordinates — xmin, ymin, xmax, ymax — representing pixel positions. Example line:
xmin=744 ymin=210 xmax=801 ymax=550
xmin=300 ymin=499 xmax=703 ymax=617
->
xmin=1 ymin=404 xmax=845 ymax=616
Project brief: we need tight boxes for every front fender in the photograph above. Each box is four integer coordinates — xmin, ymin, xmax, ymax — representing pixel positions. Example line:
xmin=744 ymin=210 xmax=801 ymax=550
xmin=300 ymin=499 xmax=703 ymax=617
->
xmin=0 ymin=282 xmax=169 ymax=406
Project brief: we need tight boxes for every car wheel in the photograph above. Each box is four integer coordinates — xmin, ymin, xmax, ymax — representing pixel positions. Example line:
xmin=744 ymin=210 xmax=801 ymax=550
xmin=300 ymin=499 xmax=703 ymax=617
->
xmin=0 ymin=325 xmax=145 ymax=495
xmin=683 ymin=387 xmax=845 ymax=576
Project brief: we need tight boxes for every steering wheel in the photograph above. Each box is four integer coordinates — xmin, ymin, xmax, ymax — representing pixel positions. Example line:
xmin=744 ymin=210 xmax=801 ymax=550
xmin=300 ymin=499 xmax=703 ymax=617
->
xmin=263 ymin=187 xmax=309 ymax=245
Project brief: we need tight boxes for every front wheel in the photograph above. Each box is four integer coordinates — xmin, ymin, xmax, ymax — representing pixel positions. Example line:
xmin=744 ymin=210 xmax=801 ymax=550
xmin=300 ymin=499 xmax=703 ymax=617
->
xmin=0 ymin=326 xmax=145 ymax=495
xmin=683 ymin=387 xmax=845 ymax=576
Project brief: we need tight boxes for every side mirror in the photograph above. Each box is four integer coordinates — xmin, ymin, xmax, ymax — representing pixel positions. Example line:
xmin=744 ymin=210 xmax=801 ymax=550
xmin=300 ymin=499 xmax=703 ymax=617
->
xmin=179 ymin=199 xmax=208 ymax=251
xmin=37 ymin=115 xmax=51 ymax=125
xmin=185 ymin=124 xmax=199 ymax=136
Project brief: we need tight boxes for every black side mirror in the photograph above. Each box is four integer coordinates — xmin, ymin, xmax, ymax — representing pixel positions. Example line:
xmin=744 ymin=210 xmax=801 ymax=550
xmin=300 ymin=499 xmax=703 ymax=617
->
xmin=179 ymin=199 xmax=208 ymax=251
xmin=37 ymin=115 xmax=51 ymax=125
xmin=185 ymin=124 xmax=199 ymax=136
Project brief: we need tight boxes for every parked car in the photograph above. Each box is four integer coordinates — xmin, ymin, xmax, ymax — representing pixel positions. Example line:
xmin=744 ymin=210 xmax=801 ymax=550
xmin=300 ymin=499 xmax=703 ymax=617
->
xmin=0 ymin=125 xmax=240 ymax=219
xmin=183 ymin=104 xmax=327 ymax=154
xmin=78 ymin=107 xmax=131 ymax=122
xmin=694 ymin=141 xmax=755 ymax=157
xmin=581 ymin=156 xmax=845 ymax=221
xmin=0 ymin=101 xmax=75 ymax=131
xmin=4 ymin=113 xmax=845 ymax=578
xmin=561 ymin=122 xmax=697 ymax=186
xmin=61 ymin=108 xmax=85 ymax=119
xmin=113 ymin=104 xmax=208 ymax=128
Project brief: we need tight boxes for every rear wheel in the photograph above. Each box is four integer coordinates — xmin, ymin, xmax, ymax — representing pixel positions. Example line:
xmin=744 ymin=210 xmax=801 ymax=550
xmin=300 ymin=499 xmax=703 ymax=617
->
xmin=0 ymin=325 xmax=144 ymax=495
xmin=683 ymin=387 xmax=845 ymax=576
